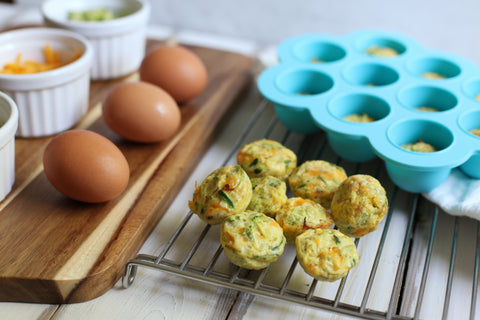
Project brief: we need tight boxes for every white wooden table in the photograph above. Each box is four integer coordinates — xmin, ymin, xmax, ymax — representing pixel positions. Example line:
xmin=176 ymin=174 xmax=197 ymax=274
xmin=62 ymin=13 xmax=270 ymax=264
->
xmin=1 ymin=4 xmax=479 ymax=320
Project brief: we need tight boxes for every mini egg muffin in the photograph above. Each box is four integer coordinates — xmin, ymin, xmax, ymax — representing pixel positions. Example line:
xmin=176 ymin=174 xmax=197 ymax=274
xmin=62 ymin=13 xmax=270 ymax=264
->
xmin=401 ymin=140 xmax=436 ymax=153
xmin=220 ymin=210 xmax=286 ymax=270
xmin=275 ymin=197 xmax=333 ymax=243
xmin=415 ymin=106 xmax=439 ymax=112
xmin=237 ymin=139 xmax=297 ymax=181
xmin=331 ymin=174 xmax=388 ymax=238
xmin=247 ymin=176 xmax=288 ymax=218
xmin=296 ymin=228 xmax=359 ymax=282
xmin=422 ymin=72 xmax=446 ymax=80
xmin=343 ymin=113 xmax=375 ymax=123
xmin=470 ymin=128 xmax=480 ymax=137
xmin=189 ymin=165 xmax=252 ymax=225
xmin=288 ymin=160 xmax=347 ymax=209
xmin=364 ymin=46 xmax=399 ymax=57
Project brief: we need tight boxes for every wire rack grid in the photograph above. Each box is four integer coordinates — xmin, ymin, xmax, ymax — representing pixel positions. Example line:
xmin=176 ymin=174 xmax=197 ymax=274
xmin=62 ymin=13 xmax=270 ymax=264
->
xmin=123 ymin=98 xmax=480 ymax=320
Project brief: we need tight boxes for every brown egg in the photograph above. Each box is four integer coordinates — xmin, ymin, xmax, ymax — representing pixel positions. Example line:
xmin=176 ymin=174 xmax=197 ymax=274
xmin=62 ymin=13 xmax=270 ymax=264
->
xmin=139 ymin=45 xmax=208 ymax=103
xmin=102 ymin=81 xmax=181 ymax=143
xmin=43 ymin=129 xmax=130 ymax=203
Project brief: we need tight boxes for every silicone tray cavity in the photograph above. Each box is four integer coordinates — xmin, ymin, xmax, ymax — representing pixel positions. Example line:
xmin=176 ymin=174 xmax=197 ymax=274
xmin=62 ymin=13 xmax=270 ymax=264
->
xmin=258 ymin=30 xmax=480 ymax=193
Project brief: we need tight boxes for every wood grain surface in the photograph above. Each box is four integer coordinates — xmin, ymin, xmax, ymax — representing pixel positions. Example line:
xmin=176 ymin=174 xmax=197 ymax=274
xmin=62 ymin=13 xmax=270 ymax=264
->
xmin=0 ymin=40 xmax=253 ymax=304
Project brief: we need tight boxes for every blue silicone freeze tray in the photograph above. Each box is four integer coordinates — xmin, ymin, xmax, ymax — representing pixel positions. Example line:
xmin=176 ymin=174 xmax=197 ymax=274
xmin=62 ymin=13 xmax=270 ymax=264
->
xmin=257 ymin=30 xmax=480 ymax=193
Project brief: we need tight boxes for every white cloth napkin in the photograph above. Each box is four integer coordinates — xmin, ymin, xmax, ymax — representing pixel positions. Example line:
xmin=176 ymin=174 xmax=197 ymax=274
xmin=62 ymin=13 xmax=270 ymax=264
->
xmin=423 ymin=168 xmax=480 ymax=220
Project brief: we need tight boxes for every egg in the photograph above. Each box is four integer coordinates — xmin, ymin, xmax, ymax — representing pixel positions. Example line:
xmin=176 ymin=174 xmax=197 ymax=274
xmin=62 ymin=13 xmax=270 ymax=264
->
xmin=43 ymin=129 xmax=130 ymax=203
xmin=139 ymin=45 xmax=208 ymax=103
xmin=102 ymin=81 xmax=181 ymax=143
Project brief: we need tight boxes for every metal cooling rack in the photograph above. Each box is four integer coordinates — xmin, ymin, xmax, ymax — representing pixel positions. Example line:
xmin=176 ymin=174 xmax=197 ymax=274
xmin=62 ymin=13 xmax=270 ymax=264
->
xmin=123 ymin=98 xmax=480 ymax=320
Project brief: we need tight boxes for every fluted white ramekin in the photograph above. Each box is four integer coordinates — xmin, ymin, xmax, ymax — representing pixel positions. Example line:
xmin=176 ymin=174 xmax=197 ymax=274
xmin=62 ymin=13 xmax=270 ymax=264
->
xmin=42 ymin=0 xmax=151 ymax=80
xmin=0 ymin=27 xmax=93 ymax=138
xmin=0 ymin=91 xmax=18 ymax=202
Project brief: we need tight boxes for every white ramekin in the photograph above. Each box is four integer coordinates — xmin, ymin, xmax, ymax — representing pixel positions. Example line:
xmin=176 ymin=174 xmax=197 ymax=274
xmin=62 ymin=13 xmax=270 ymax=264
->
xmin=41 ymin=0 xmax=151 ymax=80
xmin=0 ymin=91 xmax=18 ymax=202
xmin=0 ymin=27 xmax=93 ymax=138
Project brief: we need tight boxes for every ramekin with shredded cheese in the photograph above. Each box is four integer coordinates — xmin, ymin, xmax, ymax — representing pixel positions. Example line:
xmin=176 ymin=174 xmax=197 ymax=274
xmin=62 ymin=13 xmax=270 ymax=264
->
xmin=0 ymin=27 xmax=93 ymax=137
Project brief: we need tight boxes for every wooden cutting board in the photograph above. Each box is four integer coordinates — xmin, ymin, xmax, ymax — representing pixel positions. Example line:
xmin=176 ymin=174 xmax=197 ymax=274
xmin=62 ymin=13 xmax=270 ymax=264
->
xmin=0 ymin=39 xmax=253 ymax=304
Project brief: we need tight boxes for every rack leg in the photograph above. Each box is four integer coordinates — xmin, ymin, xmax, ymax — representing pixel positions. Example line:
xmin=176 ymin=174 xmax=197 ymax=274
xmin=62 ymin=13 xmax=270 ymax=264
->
xmin=123 ymin=262 xmax=138 ymax=288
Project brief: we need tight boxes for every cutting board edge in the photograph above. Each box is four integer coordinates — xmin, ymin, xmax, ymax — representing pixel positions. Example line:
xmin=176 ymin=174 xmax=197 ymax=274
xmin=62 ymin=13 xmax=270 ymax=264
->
xmin=0 ymin=52 xmax=254 ymax=304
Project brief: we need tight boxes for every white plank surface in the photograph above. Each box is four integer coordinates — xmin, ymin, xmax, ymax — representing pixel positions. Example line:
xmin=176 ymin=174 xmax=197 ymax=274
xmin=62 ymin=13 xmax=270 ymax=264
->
xmin=0 ymin=305 xmax=57 ymax=320
xmin=3 ymin=77 xmax=479 ymax=320
xmin=2 ymin=4 xmax=480 ymax=319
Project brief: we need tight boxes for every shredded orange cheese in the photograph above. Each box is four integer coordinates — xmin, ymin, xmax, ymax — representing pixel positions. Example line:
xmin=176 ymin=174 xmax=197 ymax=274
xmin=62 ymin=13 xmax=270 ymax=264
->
xmin=0 ymin=45 xmax=80 ymax=74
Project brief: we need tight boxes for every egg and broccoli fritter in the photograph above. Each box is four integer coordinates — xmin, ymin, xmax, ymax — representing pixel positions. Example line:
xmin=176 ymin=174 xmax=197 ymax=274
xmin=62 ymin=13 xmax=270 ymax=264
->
xmin=296 ymin=228 xmax=359 ymax=282
xmin=237 ymin=139 xmax=297 ymax=181
xmin=331 ymin=174 xmax=388 ymax=238
xmin=188 ymin=139 xmax=391 ymax=282
xmin=247 ymin=176 xmax=288 ymax=218
xmin=275 ymin=197 xmax=333 ymax=243
xmin=288 ymin=160 xmax=347 ymax=209
xmin=189 ymin=165 xmax=252 ymax=225
xmin=220 ymin=210 xmax=286 ymax=270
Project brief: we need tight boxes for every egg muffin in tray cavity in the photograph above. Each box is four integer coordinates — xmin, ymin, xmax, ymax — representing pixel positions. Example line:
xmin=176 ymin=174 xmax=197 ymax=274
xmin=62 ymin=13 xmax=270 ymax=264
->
xmin=296 ymin=228 xmax=359 ymax=282
xmin=288 ymin=160 xmax=347 ymax=209
xmin=247 ymin=176 xmax=288 ymax=218
xmin=331 ymin=174 xmax=388 ymax=238
xmin=220 ymin=211 xmax=286 ymax=270
xmin=189 ymin=165 xmax=252 ymax=225
xmin=401 ymin=140 xmax=436 ymax=153
xmin=276 ymin=197 xmax=333 ymax=243
xmin=237 ymin=139 xmax=297 ymax=181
